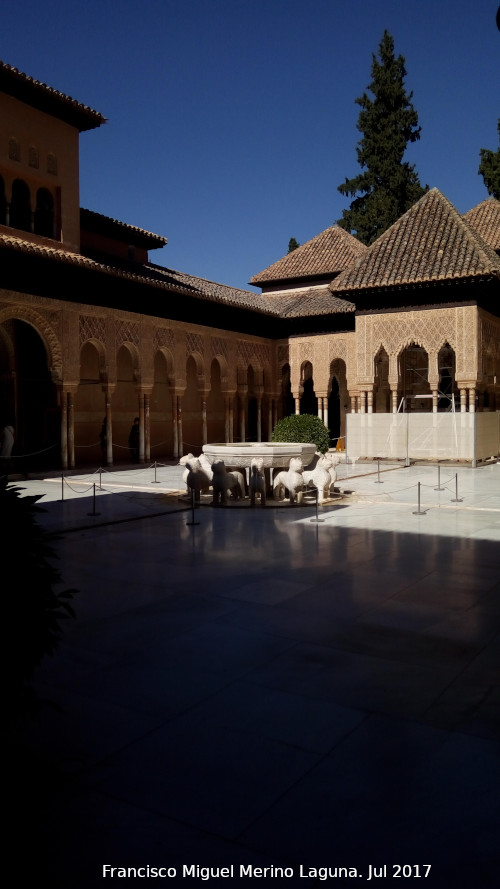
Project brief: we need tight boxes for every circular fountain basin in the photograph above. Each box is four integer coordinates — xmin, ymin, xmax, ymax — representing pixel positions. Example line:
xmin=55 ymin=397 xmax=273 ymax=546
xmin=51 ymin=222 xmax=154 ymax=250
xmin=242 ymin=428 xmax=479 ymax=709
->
xmin=202 ymin=441 xmax=316 ymax=469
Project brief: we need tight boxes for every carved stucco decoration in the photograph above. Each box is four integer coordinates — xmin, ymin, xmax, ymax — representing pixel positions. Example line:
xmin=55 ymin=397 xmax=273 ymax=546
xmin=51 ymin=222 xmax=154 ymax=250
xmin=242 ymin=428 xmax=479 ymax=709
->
xmin=289 ymin=334 xmax=353 ymax=395
xmin=116 ymin=319 xmax=140 ymax=349
xmin=209 ymin=336 xmax=232 ymax=388
xmin=328 ymin=338 xmax=347 ymax=362
xmin=153 ymin=327 xmax=175 ymax=352
xmin=210 ymin=336 xmax=229 ymax=361
xmin=277 ymin=342 xmax=290 ymax=366
xmin=356 ymin=307 xmax=478 ymax=387
xmin=80 ymin=315 xmax=106 ymax=349
xmin=479 ymin=312 xmax=500 ymax=380
xmin=186 ymin=332 xmax=205 ymax=360
xmin=0 ymin=304 xmax=63 ymax=381
xmin=237 ymin=340 xmax=272 ymax=371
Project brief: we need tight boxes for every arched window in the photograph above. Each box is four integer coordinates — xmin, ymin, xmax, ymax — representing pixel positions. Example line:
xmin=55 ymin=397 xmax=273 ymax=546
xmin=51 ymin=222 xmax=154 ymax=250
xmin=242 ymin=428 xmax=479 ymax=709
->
xmin=399 ymin=343 xmax=430 ymax=410
xmin=34 ymin=188 xmax=54 ymax=238
xmin=300 ymin=361 xmax=318 ymax=415
xmin=281 ymin=363 xmax=294 ymax=418
xmin=438 ymin=343 xmax=457 ymax=411
xmin=10 ymin=179 xmax=32 ymax=232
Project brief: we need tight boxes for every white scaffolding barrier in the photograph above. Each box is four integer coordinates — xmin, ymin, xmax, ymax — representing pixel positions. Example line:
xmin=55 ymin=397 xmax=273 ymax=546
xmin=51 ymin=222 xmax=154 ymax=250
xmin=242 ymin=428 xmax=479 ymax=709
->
xmin=346 ymin=411 xmax=499 ymax=466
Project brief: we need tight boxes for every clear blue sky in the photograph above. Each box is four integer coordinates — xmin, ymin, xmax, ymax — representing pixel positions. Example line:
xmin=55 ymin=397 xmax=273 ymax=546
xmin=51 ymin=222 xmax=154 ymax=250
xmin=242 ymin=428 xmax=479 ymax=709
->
xmin=2 ymin=0 xmax=499 ymax=290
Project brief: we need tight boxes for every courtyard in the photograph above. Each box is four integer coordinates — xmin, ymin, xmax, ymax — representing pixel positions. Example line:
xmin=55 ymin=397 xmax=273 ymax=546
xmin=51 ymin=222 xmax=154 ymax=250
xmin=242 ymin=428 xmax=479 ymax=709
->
xmin=11 ymin=461 xmax=500 ymax=888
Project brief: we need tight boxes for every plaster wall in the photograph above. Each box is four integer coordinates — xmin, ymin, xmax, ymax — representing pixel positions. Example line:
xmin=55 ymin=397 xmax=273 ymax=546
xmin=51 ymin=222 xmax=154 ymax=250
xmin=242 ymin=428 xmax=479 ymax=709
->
xmin=0 ymin=92 xmax=80 ymax=250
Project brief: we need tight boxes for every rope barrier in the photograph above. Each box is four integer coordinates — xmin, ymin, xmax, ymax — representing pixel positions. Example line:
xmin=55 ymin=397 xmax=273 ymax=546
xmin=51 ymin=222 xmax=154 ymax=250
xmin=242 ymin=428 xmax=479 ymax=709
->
xmin=62 ymin=477 xmax=96 ymax=495
xmin=16 ymin=453 xmax=483 ymax=520
xmin=75 ymin=440 xmax=101 ymax=449
xmin=8 ymin=443 xmax=58 ymax=459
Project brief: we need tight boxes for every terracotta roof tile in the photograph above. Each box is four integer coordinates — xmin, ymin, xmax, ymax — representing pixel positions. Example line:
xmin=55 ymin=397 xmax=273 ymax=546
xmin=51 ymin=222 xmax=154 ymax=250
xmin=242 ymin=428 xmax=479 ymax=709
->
xmin=0 ymin=231 xmax=355 ymax=321
xmin=0 ymin=231 xmax=192 ymax=294
xmin=463 ymin=198 xmax=500 ymax=252
xmin=257 ymin=286 xmax=355 ymax=318
xmin=250 ymin=225 xmax=367 ymax=285
xmin=0 ymin=60 xmax=105 ymax=131
xmin=147 ymin=266 xmax=281 ymax=315
xmin=0 ymin=232 xmax=281 ymax=314
xmin=329 ymin=189 xmax=500 ymax=297
xmin=80 ymin=209 xmax=167 ymax=248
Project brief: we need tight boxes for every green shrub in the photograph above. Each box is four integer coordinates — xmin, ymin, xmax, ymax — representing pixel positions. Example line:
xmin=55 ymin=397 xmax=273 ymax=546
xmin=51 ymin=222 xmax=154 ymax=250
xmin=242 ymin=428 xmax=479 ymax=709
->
xmin=271 ymin=414 xmax=330 ymax=453
xmin=1 ymin=486 xmax=77 ymax=715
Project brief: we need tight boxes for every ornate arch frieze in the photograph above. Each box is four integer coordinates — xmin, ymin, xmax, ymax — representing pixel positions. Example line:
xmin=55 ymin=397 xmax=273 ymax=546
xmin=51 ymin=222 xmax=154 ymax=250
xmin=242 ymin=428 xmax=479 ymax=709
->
xmin=0 ymin=303 xmax=62 ymax=380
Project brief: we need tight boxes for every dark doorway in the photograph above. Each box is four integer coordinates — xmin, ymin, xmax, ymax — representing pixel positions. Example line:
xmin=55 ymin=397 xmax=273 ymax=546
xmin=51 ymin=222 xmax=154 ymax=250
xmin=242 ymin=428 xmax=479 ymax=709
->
xmin=1 ymin=321 xmax=59 ymax=471
xmin=328 ymin=377 xmax=341 ymax=443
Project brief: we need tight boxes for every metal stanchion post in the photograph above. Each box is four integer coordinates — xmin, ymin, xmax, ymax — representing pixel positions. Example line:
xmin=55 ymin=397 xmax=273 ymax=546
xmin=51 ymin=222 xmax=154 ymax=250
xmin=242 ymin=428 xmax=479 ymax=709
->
xmin=99 ymin=467 xmax=103 ymax=490
xmin=61 ymin=473 xmax=64 ymax=502
xmin=152 ymin=461 xmax=160 ymax=484
xmin=374 ymin=458 xmax=383 ymax=483
xmin=434 ymin=464 xmax=444 ymax=491
xmin=451 ymin=473 xmax=463 ymax=503
xmin=310 ymin=487 xmax=325 ymax=523
xmin=88 ymin=482 xmax=100 ymax=516
xmin=412 ymin=481 xmax=426 ymax=515
xmin=186 ymin=486 xmax=200 ymax=526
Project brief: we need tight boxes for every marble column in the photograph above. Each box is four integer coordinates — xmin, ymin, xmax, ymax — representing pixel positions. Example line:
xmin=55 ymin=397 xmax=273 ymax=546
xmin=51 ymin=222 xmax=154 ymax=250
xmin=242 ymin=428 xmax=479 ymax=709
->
xmin=240 ymin=394 xmax=246 ymax=442
xmin=144 ymin=393 xmax=151 ymax=462
xmin=105 ymin=391 xmax=113 ymax=466
xmin=172 ymin=393 xmax=178 ymax=458
xmin=68 ymin=391 xmax=75 ymax=469
xmin=201 ymin=397 xmax=207 ymax=445
xmin=177 ymin=396 xmax=183 ymax=456
xmin=138 ymin=396 xmax=145 ymax=463
xmin=60 ymin=391 xmax=68 ymax=470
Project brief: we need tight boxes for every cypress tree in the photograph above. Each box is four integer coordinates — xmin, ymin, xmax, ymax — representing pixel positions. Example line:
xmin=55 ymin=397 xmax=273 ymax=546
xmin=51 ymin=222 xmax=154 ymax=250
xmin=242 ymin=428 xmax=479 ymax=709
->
xmin=337 ymin=31 xmax=427 ymax=245
xmin=478 ymin=120 xmax=500 ymax=199
xmin=287 ymin=237 xmax=300 ymax=253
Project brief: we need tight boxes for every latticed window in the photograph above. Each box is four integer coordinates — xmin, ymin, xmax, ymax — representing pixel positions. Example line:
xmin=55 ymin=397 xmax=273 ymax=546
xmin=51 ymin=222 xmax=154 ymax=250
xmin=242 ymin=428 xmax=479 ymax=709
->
xmin=47 ymin=152 xmax=58 ymax=175
xmin=8 ymin=137 xmax=20 ymax=161
xmin=28 ymin=145 xmax=39 ymax=168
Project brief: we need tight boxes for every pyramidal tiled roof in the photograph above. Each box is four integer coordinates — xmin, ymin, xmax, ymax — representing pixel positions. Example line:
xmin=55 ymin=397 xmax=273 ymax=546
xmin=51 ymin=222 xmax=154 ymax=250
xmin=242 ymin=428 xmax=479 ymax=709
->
xmin=249 ymin=225 xmax=367 ymax=285
xmin=463 ymin=198 xmax=500 ymax=252
xmin=329 ymin=189 xmax=500 ymax=297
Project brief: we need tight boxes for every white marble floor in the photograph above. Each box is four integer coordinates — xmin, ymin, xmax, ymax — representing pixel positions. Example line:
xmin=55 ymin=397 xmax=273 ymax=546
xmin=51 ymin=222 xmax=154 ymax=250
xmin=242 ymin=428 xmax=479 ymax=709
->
xmin=11 ymin=462 xmax=500 ymax=888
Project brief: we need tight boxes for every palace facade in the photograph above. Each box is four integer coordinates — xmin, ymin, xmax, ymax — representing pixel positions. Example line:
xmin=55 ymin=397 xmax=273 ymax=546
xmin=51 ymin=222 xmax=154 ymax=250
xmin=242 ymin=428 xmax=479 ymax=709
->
xmin=1 ymin=60 xmax=500 ymax=470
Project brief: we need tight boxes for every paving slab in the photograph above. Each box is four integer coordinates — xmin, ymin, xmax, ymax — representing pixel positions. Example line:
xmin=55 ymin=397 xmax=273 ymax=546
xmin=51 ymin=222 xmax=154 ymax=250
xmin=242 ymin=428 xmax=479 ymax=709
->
xmin=8 ymin=461 xmax=500 ymax=888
